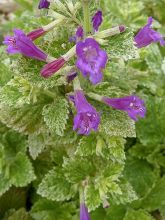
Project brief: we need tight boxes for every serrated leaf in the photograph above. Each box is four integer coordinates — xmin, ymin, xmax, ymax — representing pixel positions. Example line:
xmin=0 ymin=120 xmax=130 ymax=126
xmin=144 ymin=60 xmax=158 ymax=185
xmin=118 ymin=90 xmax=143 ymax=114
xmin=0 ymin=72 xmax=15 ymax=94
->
xmin=123 ymin=158 xmax=156 ymax=198
xmin=37 ymin=168 xmax=76 ymax=201
xmin=123 ymin=209 xmax=154 ymax=220
xmin=141 ymin=177 xmax=165 ymax=211
xmin=31 ymin=199 xmax=76 ymax=220
xmin=76 ymin=134 xmax=97 ymax=156
xmin=63 ymin=156 xmax=94 ymax=183
xmin=0 ymin=76 xmax=38 ymax=107
xmin=0 ymin=173 xmax=12 ymax=197
xmin=0 ymin=102 xmax=46 ymax=135
xmin=84 ymin=184 xmax=102 ymax=211
xmin=42 ymin=98 xmax=69 ymax=136
xmin=100 ymin=106 xmax=136 ymax=138
xmin=7 ymin=208 xmax=32 ymax=220
xmin=28 ymin=132 xmax=48 ymax=160
xmin=10 ymin=152 xmax=36 ymax=187
xmin=105 ymin=30 xmax=139 ymax=60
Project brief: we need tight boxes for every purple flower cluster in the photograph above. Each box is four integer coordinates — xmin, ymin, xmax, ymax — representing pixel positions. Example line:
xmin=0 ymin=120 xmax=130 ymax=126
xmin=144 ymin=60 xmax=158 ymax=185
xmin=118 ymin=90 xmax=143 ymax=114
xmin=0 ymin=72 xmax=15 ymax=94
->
xmin=76 ymin=38 xmax=108 ymax=85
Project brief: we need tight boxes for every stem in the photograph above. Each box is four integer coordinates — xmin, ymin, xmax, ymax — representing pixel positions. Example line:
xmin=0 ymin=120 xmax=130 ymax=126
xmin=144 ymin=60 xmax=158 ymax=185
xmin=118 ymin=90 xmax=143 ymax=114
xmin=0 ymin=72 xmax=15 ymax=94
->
xmin=41 ymin=89 xmax=56 ymax=99
xmin=87 ymin=92 xmax=103 ymax=102
xmin=82 ymin=0 xmax=91 ymax=35
xmin=73 ymin=76 xmax=81 ymax=91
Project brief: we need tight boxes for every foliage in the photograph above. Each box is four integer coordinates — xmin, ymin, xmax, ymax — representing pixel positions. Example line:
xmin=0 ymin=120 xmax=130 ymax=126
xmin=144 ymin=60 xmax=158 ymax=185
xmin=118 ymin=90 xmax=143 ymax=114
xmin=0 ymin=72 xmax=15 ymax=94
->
xmin=0 ymin=0 xmax=165 ymax=219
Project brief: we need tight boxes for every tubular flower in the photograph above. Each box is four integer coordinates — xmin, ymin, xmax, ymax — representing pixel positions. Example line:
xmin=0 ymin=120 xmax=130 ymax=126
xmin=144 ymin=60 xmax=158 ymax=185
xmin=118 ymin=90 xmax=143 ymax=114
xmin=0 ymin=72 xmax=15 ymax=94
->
xmin=41 ymin=57 xmax=66 ymax=78
xmin=134 ymin=17 xmax=165 ymax=48
xmin=38 ymin=0 xmax=50 ymax=9
xmin=3 ymin=29 xmax=47 ymax=61
xmin=103 ymin=96 xmax=146 ymax=121
xmin=92 ymin=10 xmax=103 ymax=32
xmin=73 ymin=90 xmax=100 ymax=135
xmin=76 ymin=38 xmax=108 ymax=85
xmin=69 ymin=26 xmax=84 ymax=43
xmin=80 ymin=203 xmax=90 ymax=220
xmin=27 ymin=28 xmax=46 ymax=41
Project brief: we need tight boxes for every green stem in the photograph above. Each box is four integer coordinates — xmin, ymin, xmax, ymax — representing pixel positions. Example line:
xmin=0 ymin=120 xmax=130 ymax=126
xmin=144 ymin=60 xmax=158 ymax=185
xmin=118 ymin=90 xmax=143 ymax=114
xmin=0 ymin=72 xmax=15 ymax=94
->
xmin=41 ymin=89 xmax=56 ymax=99
xmin=82 ymin=0 xmax=91 ymax=35
xmin=73 ymin=76 xmax=81 ymax=91
xmin=87 ymin=92 xmax=103 ymax=102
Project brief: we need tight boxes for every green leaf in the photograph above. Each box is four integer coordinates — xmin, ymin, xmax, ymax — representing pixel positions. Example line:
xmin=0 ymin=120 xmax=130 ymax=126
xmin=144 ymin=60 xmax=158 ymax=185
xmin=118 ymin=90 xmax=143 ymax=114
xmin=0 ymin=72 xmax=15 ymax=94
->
xmin=10 ymin=152 xmax=36 ymax=187
xmin=28 ymin=132 xmax=48 ymax=160
xmin=42 ymin=98 xmax=69 ymax=136
xmin=0 ymin=102 xmax=46 ymax=135
xmin=123 ymin=158 xmax=156 ymax=198
xmin=7 ymin=208 xmax=32 ymax=220
xmin=31 ymin=199 xmax=76 ymax=220
xmin=63 ymin=156 xmax=94 ymax=183
xmin=84 ymin=184 xmax=102 ymax=211
xmin=37 ymin=168 xmax=76 ymax=201
xmin=141 ymin=177 xmax=165 ymax=211
xmin=100 ymin=106 xmax=136 ymax=138
xmin=0 ymin=173 xmax=12 ymax=197
xmin=105 ymin=30 xmax=139 ymax=60
xmin=123 ymin=209 xmax=154 ymax=220
xmin=105 ymin=204 xmax=126 ymax=220
xmin=76 ymin=134 xmax=97 ymax=156
xmin=0 ymin=76 xmax=38 ymax=107
xmin=145 ymin=44 xmax=163 ymax=74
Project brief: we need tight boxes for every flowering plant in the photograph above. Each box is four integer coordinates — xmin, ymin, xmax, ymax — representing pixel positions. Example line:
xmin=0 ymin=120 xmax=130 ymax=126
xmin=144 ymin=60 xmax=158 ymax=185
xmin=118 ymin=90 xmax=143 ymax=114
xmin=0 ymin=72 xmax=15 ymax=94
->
xmin=0 ymin=0 xmax=165 ymax=219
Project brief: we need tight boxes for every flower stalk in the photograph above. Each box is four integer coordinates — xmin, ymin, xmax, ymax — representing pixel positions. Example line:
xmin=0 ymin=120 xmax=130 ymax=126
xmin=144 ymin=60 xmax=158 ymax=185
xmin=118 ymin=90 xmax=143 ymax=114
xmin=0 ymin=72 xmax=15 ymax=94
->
xmin=82 ymin=0 xmax=91 ymax=35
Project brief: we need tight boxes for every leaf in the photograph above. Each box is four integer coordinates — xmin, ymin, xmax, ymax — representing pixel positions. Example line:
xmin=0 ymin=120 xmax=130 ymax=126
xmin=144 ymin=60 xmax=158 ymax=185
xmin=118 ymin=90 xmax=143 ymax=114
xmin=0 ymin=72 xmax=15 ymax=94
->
xmin=0 ymin=76 xmax=38 ymax=107
xmin=145 ymin=44 xmax=163 ymax=74
xmin=0 ymin=102 xmax=46 ymax=135
xmin=123 ymin=158 xmax=156 ymax=198
xmin=10 ymin=152 xmax=36 ymax=187
xmin=141 ymin=177 xmax=165 ymax=211
xmin=63 ymin=156 xmax=94 ymax=183
xmin=0 ymin=173 xmax=12 ymax=197
xmin=7 ymin=208 xmax=32 ymax=220
xmin=123 ymin=209 xmax=154 ymax=220
xmin=84 ymin=184 xmax=102 ymax=211
xmin=105 ymin=29 xmax=139 ymax=60
xmin=37 ymin=168 xmax=76 ymax=201
xmin=28 ymin=132 xmax=48 ymax=160
xmin=100 ymin=106 xmax=136 ymax=138
xmin=31 ymin=199 xmax=76 ymax=220
xmin=76 ymin=134 xmax=97 ymax=156
xmin=42 ymin=98 xmax=69 ymax=136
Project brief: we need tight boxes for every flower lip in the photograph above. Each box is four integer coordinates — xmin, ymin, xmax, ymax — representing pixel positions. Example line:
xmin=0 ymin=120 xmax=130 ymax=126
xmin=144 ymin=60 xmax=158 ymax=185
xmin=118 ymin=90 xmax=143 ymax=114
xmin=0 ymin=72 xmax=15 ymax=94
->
xmin=76 ymin=38 xmax=108 ymax=85
xmin=3 ymin=29 xmax=47 ymax=61
xmin=103 ymin=95 xmax=146 ymax=121
xmin=73 ymin=90 xmax=100 ymax=135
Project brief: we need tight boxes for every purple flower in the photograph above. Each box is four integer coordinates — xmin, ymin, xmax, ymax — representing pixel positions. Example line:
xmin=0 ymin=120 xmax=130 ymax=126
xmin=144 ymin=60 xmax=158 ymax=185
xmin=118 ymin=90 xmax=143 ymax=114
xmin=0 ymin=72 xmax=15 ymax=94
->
xmin=67 ymin=70 xmax=78 ymax=83
xmin=80 ymin=203 xmax=90 ymax=220
xmin=41 ymin=57 xmax=66 ymax=78
xmin=69 ymin=26 xmax=84 ymax=43
xmin=73 ymin=90 xmax=100 ymax=135
xmin=38 ymin=0 xmax=50 ymax=9
xmin=92 ymin=10 xmax=103 ymax=32
xmin=76 ymin=38 xmax=108 ymax=85
xmin=134 ymin=17 xmax=165 ymax=48
xmin=3 ymin=29 xmax=47 ymax=61
xmin=103 ymin=96 xmax=146 ymax=121
xmin=27 ymin=28 xmax=46 ymax=41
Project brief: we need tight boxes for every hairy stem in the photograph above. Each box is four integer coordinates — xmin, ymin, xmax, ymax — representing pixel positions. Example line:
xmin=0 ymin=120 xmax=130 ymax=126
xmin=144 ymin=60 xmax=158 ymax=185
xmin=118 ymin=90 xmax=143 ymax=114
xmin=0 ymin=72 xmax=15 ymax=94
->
xmin=82 ymin=0 xmax=91 ymax=35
